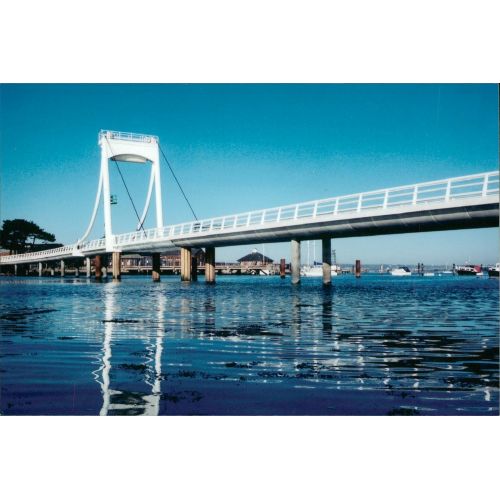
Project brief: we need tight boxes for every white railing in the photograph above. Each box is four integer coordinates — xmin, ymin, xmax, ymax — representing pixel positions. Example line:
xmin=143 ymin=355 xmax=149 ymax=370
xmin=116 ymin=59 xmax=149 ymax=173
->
xmin=98 ymin=130 xmax=158 ymax=143
xmin=1 ymin=171 xmax=498 ymax=264
xmin=0 ymin=244 xmax=77 ymax=263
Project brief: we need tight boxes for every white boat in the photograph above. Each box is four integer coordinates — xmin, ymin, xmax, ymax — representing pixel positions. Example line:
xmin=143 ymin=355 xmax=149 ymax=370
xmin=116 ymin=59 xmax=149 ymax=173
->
xmin=487 ymin=263 xmax=499 ymax=277
xmin=390 ymin=266 xmax=412 ymax=276
xmin=300 ymin=265 xmax=339 ymax=277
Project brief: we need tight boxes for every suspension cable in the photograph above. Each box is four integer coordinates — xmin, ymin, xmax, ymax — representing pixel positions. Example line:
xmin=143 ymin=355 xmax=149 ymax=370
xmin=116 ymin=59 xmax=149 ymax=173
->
xmin=105 ymin=137 xmax=147 ymax=236
xmin=158 ymin=143 xmax=198 ymax=221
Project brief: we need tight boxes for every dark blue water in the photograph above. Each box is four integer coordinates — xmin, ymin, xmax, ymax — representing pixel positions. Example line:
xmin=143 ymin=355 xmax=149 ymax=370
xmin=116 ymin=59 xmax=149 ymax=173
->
xmin=0 ymin=274 xmax=498 ymax=415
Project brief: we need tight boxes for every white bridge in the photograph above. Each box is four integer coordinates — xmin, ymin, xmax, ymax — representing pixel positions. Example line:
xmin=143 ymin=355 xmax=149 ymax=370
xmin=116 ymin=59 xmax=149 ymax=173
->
xmin=1 ymin=130 xmax=498 ymax=284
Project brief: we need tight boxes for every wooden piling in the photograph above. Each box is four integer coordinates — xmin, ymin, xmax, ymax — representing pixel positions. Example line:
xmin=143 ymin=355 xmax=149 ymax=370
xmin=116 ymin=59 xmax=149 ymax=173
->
xmin=322 ymin=238 xmax=332 ymax=286
xmin=355 ymin=259 xmax=361 ymax=278
xmin=152 ymin=253 xmax=161 ymax=282
xmin=181 ymin=247 xmax=192 ymax=281
xmin=112 ymin=252 xmax=121 ymax=280
xmin=94 ymin=255 xmax=103 ymax=281
xmin=205 ymin=247 xmax=215 ymax=284
xmin=280 ymin=258 xmax=286 ymax=279
xmin=191 ymin=254 xmax=198 ymax=281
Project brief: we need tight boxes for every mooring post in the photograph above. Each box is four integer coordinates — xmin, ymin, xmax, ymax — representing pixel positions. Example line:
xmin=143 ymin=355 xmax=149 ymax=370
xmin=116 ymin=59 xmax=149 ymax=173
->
xmin=60 ymin=260 xmax=65 ymax=277
xmin=355 ymin=259 xmax=361 ymax=278
xmin=205 ymin=246 xmax=216 ymax=284
xmin=181 ymin=247 xmax=192 ymax=281
xmin=112 ymin=252 xmax=121 ymax=280
xmin=291 ymin=239 xmax=301 ymax=285
xmin=322 ymin=238 xmax=332 ymax=286
xmin=86 ymin=257 xmax=91 ymax=278
xmin=280 ymin=258 xmax=286 ymax=279
xmin=94 ymin=255 xmax=103 ymax=281
xmin=38 ymin=262 xmax=43 ymax=277
xmin=152 ymin=253 xmax=161 ymax=282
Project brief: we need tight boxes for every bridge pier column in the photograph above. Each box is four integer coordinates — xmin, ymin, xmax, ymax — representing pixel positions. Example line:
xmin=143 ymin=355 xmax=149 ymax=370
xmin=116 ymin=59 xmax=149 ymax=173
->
xmin=94 ymin=255 xmax=103 ymax=281
xmin=322 ymin=238 xmax=332 ymax=286
xmin=75 ymin=265 xmax=79 ymax=277
xmin=14 ymin=264 xmax=18 ymax=276
xmin=50 ymin=267 xmax=55 ymax=277
xmin=85 ymin=257 xmax=91 ymax=278
xmin=280 ymin=258 xmax=286 ymax=279
xmin=205 ymin=247 xmax=215 ymax=284
xmin=60 ymin=260 xmax=65 ymax=277
xmin=112 ymin=252 xmax=121 ymax=280
xmin=152 ymin=253 xmax=161 ymax=282
xmin=291 ymin=239 xmax=301 ymax=285
xmin=181 ymin=247 xmax=192 ymax=281
xmin=38 ymin=262 xmax=43 ymax=277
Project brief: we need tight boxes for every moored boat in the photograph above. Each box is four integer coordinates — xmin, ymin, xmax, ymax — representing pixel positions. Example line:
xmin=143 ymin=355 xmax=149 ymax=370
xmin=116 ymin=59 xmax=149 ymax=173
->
xmin=487 ymin=263 xmax=499 ymax=277
xmin=390 ymin=266 xmax=412 ymax=276
xmin=455 ymin=265 xmax=482 ymax=276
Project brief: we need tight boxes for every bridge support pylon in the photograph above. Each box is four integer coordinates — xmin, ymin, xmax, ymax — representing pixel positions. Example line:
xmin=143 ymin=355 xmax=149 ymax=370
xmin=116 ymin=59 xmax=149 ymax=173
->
xmin=38 ymin=262 xmax=43 ymax=277
xmin=180 ymin=247 xmax=192 ymax=281
xmin=291 ymin=239 xmax=301 ymax=285
xmin=112 ymin=252 xmax=121 ymax=280
xmin=205 ymin=247 xmax=215 ymax=284
xmin=60 ymin=260 xmax=65 ymax=277
xmin=322 ymin=238 xmax=332 ymax=286
xmin=85 ymin=257 xmax=91 ymax=278
xmin=152 ymin=253 xmax=161 ymax=282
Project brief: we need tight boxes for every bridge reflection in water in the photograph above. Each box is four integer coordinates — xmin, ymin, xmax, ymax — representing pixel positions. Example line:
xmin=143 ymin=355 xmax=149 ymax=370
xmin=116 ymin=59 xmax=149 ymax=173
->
xmin=94 ymin=283 xmax=165 ymax=416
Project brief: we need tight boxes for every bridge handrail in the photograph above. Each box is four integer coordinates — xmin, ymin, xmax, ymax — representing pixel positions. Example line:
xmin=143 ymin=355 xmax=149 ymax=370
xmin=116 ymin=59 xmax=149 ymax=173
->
xmin=111 ymin=170 xmax=498 ymax=246
xmin=99 ymin=130 xmax=158 ymax=143
xmin=0 ymin=244 xmax=77 ymax=263
xmin=1 ymin=170 xmax=498 ymax=263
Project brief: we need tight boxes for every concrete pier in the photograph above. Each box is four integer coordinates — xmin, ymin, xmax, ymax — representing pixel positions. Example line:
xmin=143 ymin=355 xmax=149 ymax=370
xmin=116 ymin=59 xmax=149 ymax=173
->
xmin=152 ymin=253 xmax=161 ymax=282
xmin=291 ymin=239 xmax=301 ymax=285
xmin=181 ymin=247 xmax=192 ymax=281
xmin=50 ymin=268 xmax=55 ymax=277
xmin=355 ymin=259 xmax=361 ymax=278
xmin=38 ymin=262 xmax=43 ymax=277
xmin=280 ymin=258 xmax=286 ymax=279
xmin=14 ymin=264 xmax=18 ymax=276
xmin=322 ymin=238 xmax=332 ymax=286
xmin=95 ymin=255 xmax=103 ymax=281
xmin=86 ymin=257 xmax=91 ymax=278
xmin=205 ymin=246 xmax=215 ymax=284
xmin=112 ymin=252 xmax=121 ymax=280
xmin=60 ymin=260 xmax=65 ymax=277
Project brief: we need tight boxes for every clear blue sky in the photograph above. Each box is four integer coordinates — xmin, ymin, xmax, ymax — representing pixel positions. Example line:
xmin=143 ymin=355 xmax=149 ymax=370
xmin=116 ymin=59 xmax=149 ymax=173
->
xmin=0 ymin=84 xmax=498 ymax=264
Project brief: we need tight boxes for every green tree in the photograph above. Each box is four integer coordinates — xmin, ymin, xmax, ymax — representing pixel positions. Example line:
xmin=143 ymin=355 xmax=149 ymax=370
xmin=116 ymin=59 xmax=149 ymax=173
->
xmin=0 ymin=219 xmax=56 ymax=254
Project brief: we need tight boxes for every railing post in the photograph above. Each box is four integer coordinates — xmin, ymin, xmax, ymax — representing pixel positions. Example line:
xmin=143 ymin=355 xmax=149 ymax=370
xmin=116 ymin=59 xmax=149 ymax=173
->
xmin=334 ymin=198 xmax=339 ymax=215
xmin=357 ymin=194 xmax=363 ymax=212
xmin=313 ymin=201 xmax=318 ymax=218
xmin=445 ymin=179 xmax=451 ymax=202
xmin=412 ymin=185 xmax=418 ymax=205
xmin=383 ymin=190 xmax=389 ymax=209
xmin=294 ymin=205 xmax=299 ymax=220
xmin=260 ymin=211 xmax=266 ymax=225
xmin=277 ymin=207 xmax=282 ymax=221
xmin=246 ymin=213 xmax=251 ymax=227
xmin=482 ymin=173 xmax=489 ymax=196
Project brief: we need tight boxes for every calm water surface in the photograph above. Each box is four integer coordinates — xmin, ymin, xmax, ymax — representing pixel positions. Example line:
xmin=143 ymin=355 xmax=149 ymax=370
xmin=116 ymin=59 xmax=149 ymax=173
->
xmin=0 ymin=274 xmax=498 ymax=415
